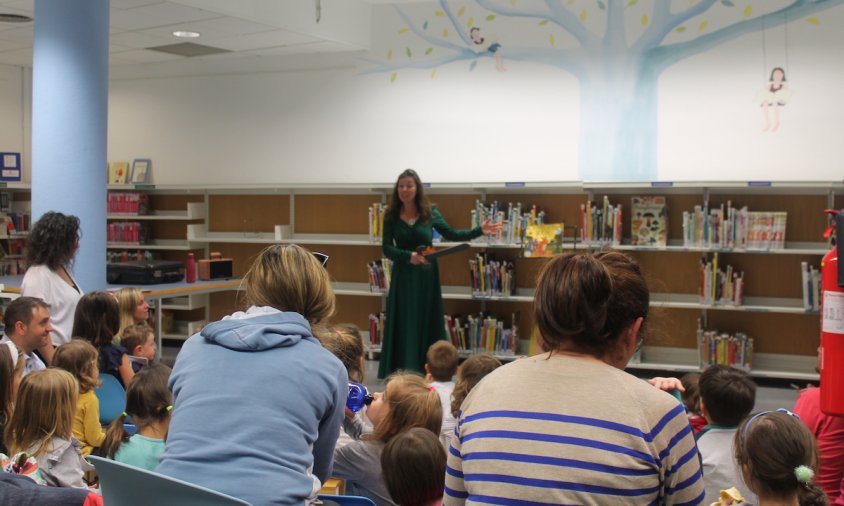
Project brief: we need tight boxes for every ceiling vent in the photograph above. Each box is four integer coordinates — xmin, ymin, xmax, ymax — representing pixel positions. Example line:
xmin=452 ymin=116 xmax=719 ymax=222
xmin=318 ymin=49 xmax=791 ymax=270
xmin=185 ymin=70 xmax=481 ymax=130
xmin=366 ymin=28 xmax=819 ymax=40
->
xmin=0 ymin=13 xmax=33 ymax=23
xmin=145 ymin=42 xmax=230 ymax=57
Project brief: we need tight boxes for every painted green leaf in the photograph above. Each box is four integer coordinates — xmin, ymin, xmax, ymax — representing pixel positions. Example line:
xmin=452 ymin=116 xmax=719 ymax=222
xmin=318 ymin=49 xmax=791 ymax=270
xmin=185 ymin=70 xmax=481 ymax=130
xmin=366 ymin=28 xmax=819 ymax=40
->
xmin=699 ymin=20 xmax=709 ymax=31
xmin=538 ymin=19 xmax=549 ymax=26
xmin=806 ymin=16 xmax=820 ymax=25
xmin=580 ymin=9 xmax=588 ymax=22
xmin=469 ymin=60 xmax=478 ymax=71
xmin=627 ymin=0 xmax=639 ymax=5
xmin=425 ymin=47 xmax=433 ymax=55
xmin=435 ymin=10 xmax=445 ymax=16
xmin=721 ymin=0 xmax=734 ymax=6
xmin=398 ymin=28 xmax=409 ymax=35
xmin=743 ymin=5 xmax=752 ymax=17
xmin=423 ymin=20 xmax=429 ymax=30
xmin=549 ymin=34 xmax=556 ymax=47
xmin=467 ymin=17 xmax=474 ymax=28
xmin=431 ymin=69 xmax=437 ymax=79
xmin=641 ymin=14 xmax=648 ymax=26
xmin=486 ymin=14 xmax=496 ymax=21
xmin=406 ymin=47 xmax=412 ymax=58
xmin=390 ymin=73 xmax=397 ymax=83
xmin=598 ymin=1 xmax=606 ymax=10
xmin=675 ymin=26 xmax=686 ymax=32
xmin=510 ymin=0 xmax=517 ymax=5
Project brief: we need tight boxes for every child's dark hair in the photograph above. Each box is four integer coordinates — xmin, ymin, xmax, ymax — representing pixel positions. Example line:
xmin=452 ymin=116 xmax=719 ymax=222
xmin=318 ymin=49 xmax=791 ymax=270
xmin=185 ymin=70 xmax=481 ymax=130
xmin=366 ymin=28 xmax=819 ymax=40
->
xmin=121 ymin=323 xmax=153 ymax=356
xmin=72 ymin=291 xmax=120 ymax=348
xmin=698 ymin=365 xmax=756 ymax=427
xmin=53 ymin=339 xmax=100 ymax=394
xmin=426 ymin=341 xmax=458 ymax=382
xmin=679 ymin=372 xmax=701 ymax=416
xmin=451 ymin=354 xmax=502 ymax=417
xmin=317 ymin=324 xmax=365 ymax=383
xmin=101 ymin=363 xmax=172 ymax=459
xmin=735 ymin=410 xmax=827 ymax=506
xmin=0 ymin=343 xmax=18 ymax=425
xmin=381 ymin=427 xmax=446 ymax=506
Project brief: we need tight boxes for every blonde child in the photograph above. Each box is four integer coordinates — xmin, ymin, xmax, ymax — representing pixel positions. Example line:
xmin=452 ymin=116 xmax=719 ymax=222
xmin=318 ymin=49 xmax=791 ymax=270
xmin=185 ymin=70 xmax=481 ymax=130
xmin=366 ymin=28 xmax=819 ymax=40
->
xmin=120 ymin=323 xmax=156 ymax=373
xmin=318 ymin=324 xmax=371 ymax=447
xmin=72 ymin=291 xmax=134 ymax=388
xmin=115 ymin=287 xmax=150 ymax=338
xmin=100 ymin=364 xmax=172 ymax=471
xmin=53 ymin=340 xmax=104 ymax=456
xmin=4 ymin=368 xmax=95 ymax=489
xmin=0 ymin=341 xmax=24 ymax=454
xmin=381 ymin=427 xmax=446 ymax=506
xmin=333 ymin=373 xmax=442 ymax=506
xmin=450 ymin=354 xmax=502 ymax=418
xmin=735 ymin=409 xmax=827 ymax=506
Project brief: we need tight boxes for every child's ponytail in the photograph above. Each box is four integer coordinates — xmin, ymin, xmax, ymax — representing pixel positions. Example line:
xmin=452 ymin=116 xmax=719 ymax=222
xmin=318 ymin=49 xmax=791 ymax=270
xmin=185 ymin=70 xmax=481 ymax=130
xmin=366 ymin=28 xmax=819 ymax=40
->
xmin=101 ymin=412 xmax=131 ymax=459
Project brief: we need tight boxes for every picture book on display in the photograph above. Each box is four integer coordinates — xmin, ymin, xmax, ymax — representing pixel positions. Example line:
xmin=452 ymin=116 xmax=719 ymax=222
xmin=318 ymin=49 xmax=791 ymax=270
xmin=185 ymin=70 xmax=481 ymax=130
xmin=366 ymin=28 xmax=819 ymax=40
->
xmin=523 ymin=223 xmax=565 ymax=258
xmin=631 ymin=196 xmax=667 ymax=247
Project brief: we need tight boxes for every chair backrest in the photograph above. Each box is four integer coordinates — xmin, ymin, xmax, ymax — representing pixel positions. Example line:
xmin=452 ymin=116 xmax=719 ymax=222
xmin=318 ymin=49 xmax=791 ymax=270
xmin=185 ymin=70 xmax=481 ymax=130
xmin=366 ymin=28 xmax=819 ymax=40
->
xmin=89 ymin=455 xmax=252 ymax=506
xmin=94 ymin=373 xmax=126 ymax=425
xmin=318 ymin=494 xmax=377 ymax=506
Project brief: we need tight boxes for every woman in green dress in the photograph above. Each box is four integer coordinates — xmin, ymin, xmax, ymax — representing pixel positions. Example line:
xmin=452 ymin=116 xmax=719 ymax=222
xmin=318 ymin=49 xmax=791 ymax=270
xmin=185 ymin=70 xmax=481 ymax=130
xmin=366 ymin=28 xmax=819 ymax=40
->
xmin=379 ymin=169 xmax=500 ymax=378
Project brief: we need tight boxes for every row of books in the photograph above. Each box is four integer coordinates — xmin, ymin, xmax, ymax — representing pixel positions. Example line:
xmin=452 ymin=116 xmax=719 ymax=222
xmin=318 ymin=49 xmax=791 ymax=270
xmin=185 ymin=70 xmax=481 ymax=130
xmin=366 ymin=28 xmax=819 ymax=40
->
xmin=0 ymin=257 xmax=25 ymax=275
xmin=107 ymin=192 xmax=150 ymax=215
xmin=107 ymin=250 xmax=158 ymax=264
xmin=0 ymin=237 xmax=24 ymax=256
xmin=469 ymin=254 xmax=515 ymax=297
xmin=368 ymin=203 xmax=386 ymax=242
xmin=1 ymin=212 xmax=30 ymax=236
xmin=683 ymin=203 xmax=787 ymax=250
xmin=801 ymin=261 xmax=821 ymax=311
xmin=697 ymin=322 xmax=753 ymax=370
xmin=107 ymin=222 xmax=148 ymax=244
xmin=470 ymin=201 xmax=545 ymax=245
xmin=699 ymin=253 xmax=744 ymax=306
xmin=367 ymin=258 xmax=393 ymax=293
xmin=367 ymin=311 xmax=519 ymax=356
xmin=581 ymin=197 xmax=622 ymax=246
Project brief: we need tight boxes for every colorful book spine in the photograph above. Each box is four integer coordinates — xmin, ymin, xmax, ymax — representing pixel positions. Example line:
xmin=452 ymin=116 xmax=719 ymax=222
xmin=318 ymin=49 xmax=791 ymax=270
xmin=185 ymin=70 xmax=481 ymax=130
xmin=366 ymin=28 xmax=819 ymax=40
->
xmin=699 ymin=253 xmax=744 ymax=306
xmin=697 ymin=320 xmax=753 ymax=370
xmin=581 ymin=197 xmax=620 ymax=246
xmin=469 ymin=253 xmax=516 ymax=298
xmin=443 ymin=311 xmax=518 ymax=356
xmin=367 ymin=258 xmax=393 ymax=292
xmin=368 ymin=312 xmax=386 ymax=346
xmin=368 ymin=202 xmax=386 ymax=242
xmin=471 ymin=200 xmax=541 ymax=245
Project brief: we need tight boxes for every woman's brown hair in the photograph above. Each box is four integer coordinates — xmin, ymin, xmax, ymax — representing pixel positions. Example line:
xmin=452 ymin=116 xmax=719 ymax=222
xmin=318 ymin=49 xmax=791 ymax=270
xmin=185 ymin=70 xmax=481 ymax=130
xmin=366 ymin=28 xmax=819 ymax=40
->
xmin=735 ymin=411 xmax=827 ymax=506
xmin=318 ymin=324 xmax=365 ymax=383
xmin=4 ymin=369 xmax=78 ymax=458
xmin=101 ymin=364 xmax=172 ymax=459
xmin=72 ymin=291 xmax=121 ymax=348
xmin=451 ymin=354 xmax=502 ymax=417
xmin=381 ymin=427 xmax=446 ymax=506
xmin=369 ymin=373 xmax=442 ymax=443
xmin=53 ymin=339 xmax=100 ymax=393
xmin=386 ymin=169 xmax=433 ymax=224
xmin=533 ymin=251 xmax=648 ymax=357
xmin=243 ymin=244 xmax=335 ymax=326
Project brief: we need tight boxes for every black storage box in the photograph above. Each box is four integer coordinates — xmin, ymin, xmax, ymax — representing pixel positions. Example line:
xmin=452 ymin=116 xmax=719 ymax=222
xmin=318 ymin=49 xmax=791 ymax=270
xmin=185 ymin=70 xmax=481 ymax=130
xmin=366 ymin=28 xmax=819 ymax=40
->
xmin=107 ymin=261 xmax=185 ymax=285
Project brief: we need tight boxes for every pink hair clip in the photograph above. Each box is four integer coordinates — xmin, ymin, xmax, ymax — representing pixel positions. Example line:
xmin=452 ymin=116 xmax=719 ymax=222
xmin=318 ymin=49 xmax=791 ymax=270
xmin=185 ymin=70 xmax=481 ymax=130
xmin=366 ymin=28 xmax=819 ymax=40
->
xmin=428 ymin=386 xmax=436 ymax=391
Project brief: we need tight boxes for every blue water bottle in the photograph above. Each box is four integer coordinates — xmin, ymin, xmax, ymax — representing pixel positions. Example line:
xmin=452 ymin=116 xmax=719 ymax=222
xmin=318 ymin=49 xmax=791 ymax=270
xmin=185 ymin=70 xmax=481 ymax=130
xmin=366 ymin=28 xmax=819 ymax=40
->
xmin=347 ymin=383 xmax=374 ymax=413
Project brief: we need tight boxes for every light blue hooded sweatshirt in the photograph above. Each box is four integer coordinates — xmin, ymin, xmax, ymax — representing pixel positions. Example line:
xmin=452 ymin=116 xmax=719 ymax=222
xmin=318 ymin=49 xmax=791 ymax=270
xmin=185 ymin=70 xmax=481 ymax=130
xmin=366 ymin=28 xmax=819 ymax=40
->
xmin=156 ymin=307 xmax=348 ymax=506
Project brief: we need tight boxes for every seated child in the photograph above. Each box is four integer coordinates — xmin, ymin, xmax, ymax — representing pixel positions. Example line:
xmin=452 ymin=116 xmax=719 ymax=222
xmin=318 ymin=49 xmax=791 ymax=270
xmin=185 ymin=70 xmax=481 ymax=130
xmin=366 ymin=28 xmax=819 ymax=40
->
xmin=332 ymin=373 xmax=442 ymax=506
xmin=100 ymin=364 xmax=173 ymax=471
xmin=53 ymin=340 xmax=105 ymax=456
xmin=4 ymin=369 xmax=96 ymax=489
xmin=698 ymin=365 xmax=757 ymax=505
xmin=120 ymin=323 xmax=156 ymax=373
xmin=73 ymin=291 xmax=134 ymax=388
xmin=679 ymin=373 xmax=707 ymax=433
xmin=450 ymin=354 xmax=502 ymax=419
xmin=735 ymin=409 xmax=827 ymax=506
xmin=424 ymin=341 xmax=459 ymax=449
xmin=381 ymin=427 xmax=446 ymax=506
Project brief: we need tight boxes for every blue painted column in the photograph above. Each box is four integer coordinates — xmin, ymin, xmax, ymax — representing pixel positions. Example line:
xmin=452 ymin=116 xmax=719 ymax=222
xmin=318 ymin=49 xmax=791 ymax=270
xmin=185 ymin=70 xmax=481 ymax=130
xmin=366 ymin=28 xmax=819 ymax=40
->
xmin=32 ymin=0 xmax=109 ymax=290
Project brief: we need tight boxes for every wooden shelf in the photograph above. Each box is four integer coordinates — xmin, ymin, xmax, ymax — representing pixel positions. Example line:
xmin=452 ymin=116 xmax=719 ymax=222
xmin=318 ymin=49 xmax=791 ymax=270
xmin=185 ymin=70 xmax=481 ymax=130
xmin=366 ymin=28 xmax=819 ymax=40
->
xmin=107 ymin=239 xmax=201 ymax=251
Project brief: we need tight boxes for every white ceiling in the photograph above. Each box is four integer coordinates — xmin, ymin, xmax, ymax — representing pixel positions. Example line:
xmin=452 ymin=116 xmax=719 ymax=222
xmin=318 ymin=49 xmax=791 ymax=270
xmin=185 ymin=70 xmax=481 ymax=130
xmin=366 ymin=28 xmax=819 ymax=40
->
xmin=0 ymin=0 xmax=379 ymax=68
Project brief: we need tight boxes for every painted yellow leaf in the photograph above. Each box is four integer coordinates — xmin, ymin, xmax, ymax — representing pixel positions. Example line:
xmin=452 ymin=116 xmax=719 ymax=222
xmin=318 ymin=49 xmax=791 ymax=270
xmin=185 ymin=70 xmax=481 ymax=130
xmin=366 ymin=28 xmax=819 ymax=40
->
xmin=387 ymin=49 xmax=393 ymax=61
xmin=458 ymin=6 xmax=465 ymax=16
xmin=425 ymin=47 xmax=433 ymax=55
xmin=549 ymin=34 xmax=555 ymax=47
xmin=580 ymin=9 xmax=588 ymax=22
xmin=743 ymin=5 xmax=752 ymax=17
xmin=390 ymin=73 xmax=397 ymax=84
xmin=538 ymin=19 xmax=549 ymax=26
xmin=510 ymin=0 xmax=517 ymax=5
xmin=641 ymin=14 xmax=648 ymax=26
xmin=675 ymin=26 xmax=686 ymax=32
xmin=628 ymin=0 xmax=639 ymax=5
xmin=431 ymin=69 xmax=437 ymax=79
xmin=435 ymin=10 xmax=445 ymax=16
xmin=398 ymin=28 xmax=409 ymax=35
xmin=806 ymin=16 xmax=820 ymax=25
xmin=486 ymin=14 xmax=496 ymax=21
xmin=467 ymin=17 xmax=474 ymax=28
xmin=699 ymin=20 xmax=708 ymax=31
xmin=443 ymin=28 xmax=449 ymax=37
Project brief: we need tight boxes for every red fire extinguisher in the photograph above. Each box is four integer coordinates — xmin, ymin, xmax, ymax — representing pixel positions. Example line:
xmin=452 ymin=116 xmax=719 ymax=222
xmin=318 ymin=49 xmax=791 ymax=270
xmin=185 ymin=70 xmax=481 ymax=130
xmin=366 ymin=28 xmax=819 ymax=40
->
xmin=820 ymin=209 xmax=844 ymax=416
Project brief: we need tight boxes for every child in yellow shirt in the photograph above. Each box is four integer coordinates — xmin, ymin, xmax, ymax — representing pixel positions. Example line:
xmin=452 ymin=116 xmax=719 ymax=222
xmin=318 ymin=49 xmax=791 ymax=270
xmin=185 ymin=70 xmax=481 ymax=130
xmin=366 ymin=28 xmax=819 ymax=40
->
xmin=53 ymin=339 xmax=104 ymax=456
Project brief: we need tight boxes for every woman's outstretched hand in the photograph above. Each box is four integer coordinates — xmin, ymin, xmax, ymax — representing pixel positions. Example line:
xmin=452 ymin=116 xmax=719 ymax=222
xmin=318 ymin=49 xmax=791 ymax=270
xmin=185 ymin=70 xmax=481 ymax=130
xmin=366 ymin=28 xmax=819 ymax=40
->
xmin=481 ymin=219 xmax=504 ymax=236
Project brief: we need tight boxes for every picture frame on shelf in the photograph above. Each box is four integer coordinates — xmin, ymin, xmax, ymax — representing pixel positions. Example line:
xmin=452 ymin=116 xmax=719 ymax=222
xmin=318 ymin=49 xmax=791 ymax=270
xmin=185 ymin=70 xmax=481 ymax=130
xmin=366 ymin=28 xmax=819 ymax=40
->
xmin=108 ymin=162 xmax=130 ymax=184
xmin=0 ymin=152 xmax=21 ymax=182
xmin=130 ymin=159 xmax=151 ymax=184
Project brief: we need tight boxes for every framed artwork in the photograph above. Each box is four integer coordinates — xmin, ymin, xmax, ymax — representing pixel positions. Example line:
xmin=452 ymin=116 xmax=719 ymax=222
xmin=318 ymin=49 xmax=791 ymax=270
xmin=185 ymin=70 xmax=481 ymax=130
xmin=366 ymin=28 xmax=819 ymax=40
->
xmin=108 ymin=162 xmax=130 ymax=184
xmin=130 ymin=159 xmax=151 ymax=184
xmin=0 ymin=152 xmax=21 ymax=182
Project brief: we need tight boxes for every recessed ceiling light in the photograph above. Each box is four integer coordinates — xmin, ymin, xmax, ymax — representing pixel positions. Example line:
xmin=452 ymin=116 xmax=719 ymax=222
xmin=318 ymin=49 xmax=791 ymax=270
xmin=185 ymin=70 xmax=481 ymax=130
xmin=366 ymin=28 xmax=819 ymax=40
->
xmin=172 ymin=30 xmax=200 ymax=39
xmin=0 ymin=13 xmax=33 ymax=23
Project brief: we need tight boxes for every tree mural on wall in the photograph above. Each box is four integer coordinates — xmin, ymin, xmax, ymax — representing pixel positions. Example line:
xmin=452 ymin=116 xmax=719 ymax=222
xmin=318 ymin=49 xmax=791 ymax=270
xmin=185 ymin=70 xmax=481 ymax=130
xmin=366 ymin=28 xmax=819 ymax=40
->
xmin=364 ymin=0 xmax=844 ymax=181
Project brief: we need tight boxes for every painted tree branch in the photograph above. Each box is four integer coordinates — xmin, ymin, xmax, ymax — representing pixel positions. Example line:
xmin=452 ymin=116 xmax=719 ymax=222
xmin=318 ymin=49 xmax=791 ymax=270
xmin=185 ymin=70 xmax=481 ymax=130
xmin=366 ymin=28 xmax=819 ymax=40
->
xmin=651 ymin=0 xmax=844 ymax=72
xmin=604 ymin=0 xmax=626 ymax=52
xmin=473 ymin=0 xmax=595 ymax=48
xmin=359 ymin=52 xmax=476 ymax=74
xmin=439 ymin=0 xmax=473 ymax=47
xmin=634 ymin=0 xmax=717 ymax=52
xmin=393 ymin=6 xmax=465 ymax=52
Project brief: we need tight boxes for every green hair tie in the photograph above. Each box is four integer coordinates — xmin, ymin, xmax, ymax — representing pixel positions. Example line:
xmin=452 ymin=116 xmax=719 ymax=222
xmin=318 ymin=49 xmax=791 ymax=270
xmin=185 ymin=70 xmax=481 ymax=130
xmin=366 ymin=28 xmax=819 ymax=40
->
xmin=794 ymin=465 xmax=814 ymax=484
xmin=166 ymin=405 xmax=173 ymax=412
xmin=122 ymin=411 xmax=129 ymax=418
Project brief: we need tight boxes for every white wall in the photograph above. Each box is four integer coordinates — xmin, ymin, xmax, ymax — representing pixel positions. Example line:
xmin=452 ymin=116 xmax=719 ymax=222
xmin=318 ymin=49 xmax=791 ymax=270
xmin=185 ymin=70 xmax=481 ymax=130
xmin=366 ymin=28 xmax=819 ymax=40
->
xmin=0 ymin=63 xmax=24 ymax=166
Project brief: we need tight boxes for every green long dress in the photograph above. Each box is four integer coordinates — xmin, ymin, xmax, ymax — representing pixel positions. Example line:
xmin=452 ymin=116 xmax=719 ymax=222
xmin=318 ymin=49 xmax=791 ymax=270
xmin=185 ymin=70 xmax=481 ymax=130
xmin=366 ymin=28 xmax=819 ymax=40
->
xmin=378 ymin=208 xmax=482 ymax=378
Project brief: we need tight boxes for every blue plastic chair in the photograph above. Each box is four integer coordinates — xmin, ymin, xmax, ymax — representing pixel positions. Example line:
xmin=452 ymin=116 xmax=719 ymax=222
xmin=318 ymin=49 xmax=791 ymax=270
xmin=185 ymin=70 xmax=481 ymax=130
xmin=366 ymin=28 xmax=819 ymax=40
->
xmin=94 ymin=374 xmax=126 ymax=425
xmin=318 ymin=494 xmax=377 ymax=505
xmin=88 ymin=455 xmax=251 ymax=506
